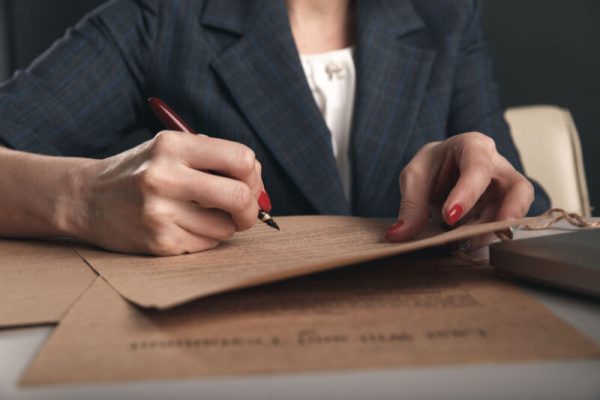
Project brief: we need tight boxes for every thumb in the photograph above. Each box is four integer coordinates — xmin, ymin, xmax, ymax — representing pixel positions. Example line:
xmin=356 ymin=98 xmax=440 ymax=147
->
xmin=386 ymin=168 xmax=432 ymax=242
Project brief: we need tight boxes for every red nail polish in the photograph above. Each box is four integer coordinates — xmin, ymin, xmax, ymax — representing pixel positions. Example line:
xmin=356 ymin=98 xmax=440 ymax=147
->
xmin=258 ymin=190 xmax=272 ymax=212
xmin=385 ymin=220 xmax=404 ymax=241
xmin=447 ymin=204 xmax=464 ymax=225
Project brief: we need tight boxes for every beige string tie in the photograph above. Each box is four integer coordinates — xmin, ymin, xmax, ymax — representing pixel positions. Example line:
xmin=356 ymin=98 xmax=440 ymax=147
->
xmin=454 ymin=208 xmax=598 ymax=264
xmin=494 ymin=208 xmax=600 ymax=243
xmin=523 ymin=208 xmax=600 ymax=231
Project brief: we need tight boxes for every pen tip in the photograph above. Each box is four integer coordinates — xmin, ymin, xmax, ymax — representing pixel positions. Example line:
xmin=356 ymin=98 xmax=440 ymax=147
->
xmin=266 ymin=219 xmax=280 ymax=231
xmin=258 ymin=210 xmax=280 ymax=231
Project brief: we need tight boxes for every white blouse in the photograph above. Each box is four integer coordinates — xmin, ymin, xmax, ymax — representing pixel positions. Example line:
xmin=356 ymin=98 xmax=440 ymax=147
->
xmin=300 ymin=47 xmax=356 ymax=202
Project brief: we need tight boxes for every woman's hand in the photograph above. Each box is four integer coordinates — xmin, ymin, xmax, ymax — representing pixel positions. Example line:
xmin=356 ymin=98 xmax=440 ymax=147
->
xmin=385 ymin=132 xmax=534 ymax=249
xmin=70 ymin=131 xmax=264 ymax=255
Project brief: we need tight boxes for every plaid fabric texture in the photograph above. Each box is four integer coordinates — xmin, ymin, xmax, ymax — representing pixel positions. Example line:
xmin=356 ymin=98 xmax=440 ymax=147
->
xmin=0 ymin=0 xmax=550 ymax=217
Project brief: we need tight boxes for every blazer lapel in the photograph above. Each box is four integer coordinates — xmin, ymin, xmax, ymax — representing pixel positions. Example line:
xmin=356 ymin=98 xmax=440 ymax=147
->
xmin=351 ymin=0 xmax=437 ymax=216
xmin=203 ymin=0 xmax=350 ymax=215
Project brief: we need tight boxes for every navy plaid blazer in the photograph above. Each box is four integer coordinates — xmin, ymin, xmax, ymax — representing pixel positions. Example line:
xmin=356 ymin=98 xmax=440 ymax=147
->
xmin=0 ymin=0 xmax=550 ymax=217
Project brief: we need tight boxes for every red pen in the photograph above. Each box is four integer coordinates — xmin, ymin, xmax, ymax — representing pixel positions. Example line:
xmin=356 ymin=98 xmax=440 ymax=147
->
xmin=148 ymin=97 xmax=280 ymax=231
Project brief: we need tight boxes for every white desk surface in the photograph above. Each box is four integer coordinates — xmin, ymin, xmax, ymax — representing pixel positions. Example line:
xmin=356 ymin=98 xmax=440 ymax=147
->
xmin=1 ymin=224 xmax=599 ymax=400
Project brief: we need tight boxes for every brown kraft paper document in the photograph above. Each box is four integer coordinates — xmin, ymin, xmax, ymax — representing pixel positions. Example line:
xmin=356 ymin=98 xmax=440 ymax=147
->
xmin=0 ymin=239 xmax=97 ymax=327
xmin=22 ymin=257 xmax=599 ymax=385
xmin=77 ymin=215 xmax=543 ymax=309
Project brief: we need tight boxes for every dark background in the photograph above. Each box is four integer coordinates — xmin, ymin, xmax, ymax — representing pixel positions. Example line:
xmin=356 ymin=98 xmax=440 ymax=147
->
xmin=1 ymin=0 xmax=599 ymax=215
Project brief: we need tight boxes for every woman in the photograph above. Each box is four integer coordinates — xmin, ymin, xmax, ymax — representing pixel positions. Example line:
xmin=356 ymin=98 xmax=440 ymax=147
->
xmin=0 ymin=0 xmax=549 ymax=255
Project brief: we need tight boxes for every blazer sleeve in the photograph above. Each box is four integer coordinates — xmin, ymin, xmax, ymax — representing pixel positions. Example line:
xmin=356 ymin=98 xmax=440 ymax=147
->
xmin=0 ymin=0 xmax=158 ymax=157
xmin=447 ymin=0 xmax=550 ymax=216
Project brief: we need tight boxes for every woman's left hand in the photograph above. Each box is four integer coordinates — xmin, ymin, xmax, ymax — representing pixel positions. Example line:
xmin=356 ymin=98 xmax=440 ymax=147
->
xmin=385 ymin=132 xmax=534 ymax=250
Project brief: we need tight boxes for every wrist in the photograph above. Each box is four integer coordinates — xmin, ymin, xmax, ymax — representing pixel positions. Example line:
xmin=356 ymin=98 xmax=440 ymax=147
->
xmin=51 ymin=157 xmax=99 ymax=238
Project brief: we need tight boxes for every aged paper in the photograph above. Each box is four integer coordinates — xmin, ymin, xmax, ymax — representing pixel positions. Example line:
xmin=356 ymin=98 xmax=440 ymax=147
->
xmin=78 ymin=215 xmax=540 ymax=309
xmin=0 ymin=239 xmax=97 ymax=327
xmin=22 ymin=257 xmax=599 ymax=385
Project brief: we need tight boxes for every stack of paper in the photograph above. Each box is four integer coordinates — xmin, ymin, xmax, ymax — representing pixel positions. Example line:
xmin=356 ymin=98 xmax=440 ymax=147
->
xmin=1 ymin=216 xmax=598 ymax=385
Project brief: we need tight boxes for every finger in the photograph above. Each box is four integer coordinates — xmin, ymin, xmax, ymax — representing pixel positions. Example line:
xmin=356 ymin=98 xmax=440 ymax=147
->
xmin=457 ymin=201 xmax=499 ymax=227
xmin=165 ymin=227 xmax=220 ymax=255
xmin=151 ymin=131 xmax=258 ymax=181
xmin=452 ymin=154 xmax=533 ymax=223
xmin=174 ymin=202 xmax=237 ymax=241
xmin=243 ymin=159 xmax=263 ymax=201
xmin=148 ymin=132 xmax=266 ymax=220
xmin=177 ymin=169 xmax=259 ymax=231
xmin=446 ymin=203 xmax=500 ymax=252
xmin=137 ymin=163 xmax=258 ymax=231
xmin=177 ymin=228 xmax=221 ymax=254
xmin=255 ymin=159 xmax=263 ymax=189
xmin=193 ymin=173 xmax=258 ymax=231
xmin=386 ymin=144 xmax=438 ymax=242
xmin=495 ymin=177 xmax=535 ymax=221
xmin=254 ymin=160 xmax=273 ymax=213
xmin=143 ymin=223 xmax=219 ymax=256
xmin=446 ymin=173 xmax=531 ymax=253
xmin=488 ymin=177 xmax=533 ymax=241
xmin=442 ymin=138 xmax=497 ymax=226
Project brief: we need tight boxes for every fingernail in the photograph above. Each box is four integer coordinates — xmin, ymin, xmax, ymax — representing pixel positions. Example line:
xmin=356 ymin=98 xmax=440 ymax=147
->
xmin=258 ymin=190 xmax=272 ymax=212
xmin=446 ymin=204 xmax=463 ymax=225
xmin=385 ymin=220 xmax=404 ymax=241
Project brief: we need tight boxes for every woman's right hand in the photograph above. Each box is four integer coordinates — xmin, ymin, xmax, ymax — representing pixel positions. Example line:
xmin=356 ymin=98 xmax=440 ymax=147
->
xmin=70 ymin=131 xmax=264 ymax=255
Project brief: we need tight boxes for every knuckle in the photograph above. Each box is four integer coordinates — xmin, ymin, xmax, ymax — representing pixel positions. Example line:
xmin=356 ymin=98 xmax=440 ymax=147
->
xmin=137 ymin=167 xmax=164 ymax=194
xmin=400 ymin=164 xmax=425 ymax=187
xmin=215 ymin=219 xmax=236 ymax=240
xmin=399 ymin=198 xmax=421 ymax=213
xmin=520 ymin=178 xmax=535 ymax=203
xmin=234 ymin=145 xmax=256 ymax=174
xmin=230 ymin=183 xmax=253 ymax=211
xmin=525 ymin=177 xmax=535 ymax=192
xmin=519 ymin=176 xmax=534 ymax=191
xmin=489 ymin=153 xmax=503 ymax=172
xmin=470 ymin=132 xmax=497 ymax=152
xmin=235 ymin=211 xmax=258 ymax=232
xmin=140 ymin=201 xmax=173 ymax=227
xmin=399 ymin=165 xmax=414 ymax=181
xmin=150 ymin=131 xmax=178 ymax=155
xmin=255 ymin=159 xmax=263 ymax=175
xmin=422 ymin=141 xmax=441 ymax=152
xmin=399 ymin=168 xmax=409 ymax=183
xmin=148 ymin=232 xmax=181 ymax=256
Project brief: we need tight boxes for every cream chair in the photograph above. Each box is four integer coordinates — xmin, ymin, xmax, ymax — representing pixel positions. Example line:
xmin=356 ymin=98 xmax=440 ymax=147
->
xmin=505 ymin=105 xmax=591 ymax=216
